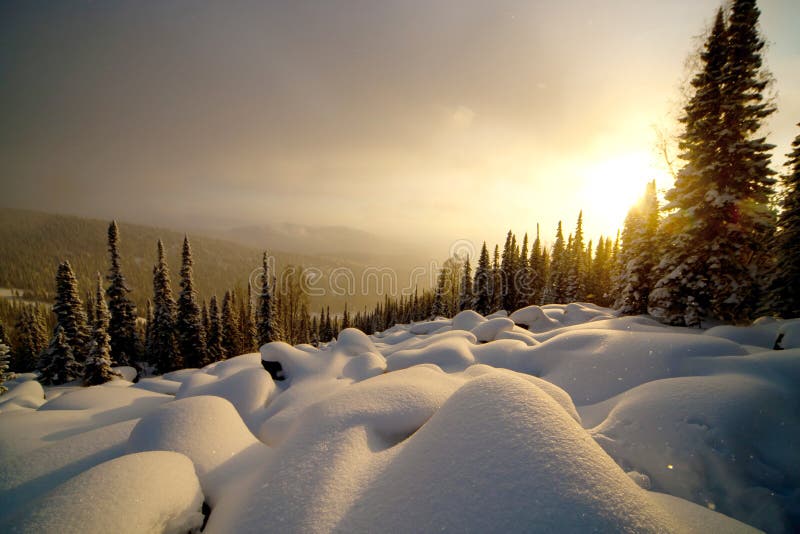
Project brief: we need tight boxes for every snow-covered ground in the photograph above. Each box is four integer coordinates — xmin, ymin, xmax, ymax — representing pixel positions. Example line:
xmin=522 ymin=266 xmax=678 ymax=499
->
xmin=1 ymin=303 xmax=799 ymax=533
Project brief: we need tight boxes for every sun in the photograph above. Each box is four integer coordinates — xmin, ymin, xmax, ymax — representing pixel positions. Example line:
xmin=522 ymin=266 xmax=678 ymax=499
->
xmin=578 ymin=151 xmax=673 ymax=237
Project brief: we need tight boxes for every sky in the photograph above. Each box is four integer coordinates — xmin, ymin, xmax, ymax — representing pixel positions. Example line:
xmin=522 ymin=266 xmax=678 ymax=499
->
xmin=1 ymin=0 xmax=799 ymax=256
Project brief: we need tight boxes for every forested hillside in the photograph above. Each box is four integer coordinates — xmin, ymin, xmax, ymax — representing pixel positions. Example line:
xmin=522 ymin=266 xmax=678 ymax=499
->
xmin=0 ymin=208 xmax=382 ymax=314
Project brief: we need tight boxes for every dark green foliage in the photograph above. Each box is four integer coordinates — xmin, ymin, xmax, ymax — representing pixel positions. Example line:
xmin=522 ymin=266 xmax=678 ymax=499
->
xmin=459 ymin=256 xmax=474 ymax=311
xmin=615 ymin=182 xmax=660 ymax=315
xmin=52 ymin=261 xmax=90 ymax=360
xmin=39 ymin=325 xmax=82 ymax=385
xmin=0 ymin=341 xmax=12 ymax=395
xmin=150 ymin=240 xmax=179 ymax=373
xmin=84 ymin=274 xmax=121 ymax=386
xmin=771 ymin=125 xmax=800 ymax=316
xmin=256 ymin=252 xmax=282 ymax=345
xmin=473 ymin=243 xmax=493 ymax=315
xmin=221 ymin=290 xmax=241 ymax=358
xmin=176 ymin=236 xmax=208 ymax=368
xmin=544 ymin=222 xmax=567 ymax=304
xmin=207 ymin=295 xmax=224 ymax=363
xmin=12 ymin=306 xmax=48 ymax=372
xmin=105 ymin=221 xmax=139 ymax=366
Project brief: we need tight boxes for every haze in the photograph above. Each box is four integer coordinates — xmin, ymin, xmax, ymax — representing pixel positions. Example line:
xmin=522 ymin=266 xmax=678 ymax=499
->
xmin=1 ymin=0 xmax=798 ymax=255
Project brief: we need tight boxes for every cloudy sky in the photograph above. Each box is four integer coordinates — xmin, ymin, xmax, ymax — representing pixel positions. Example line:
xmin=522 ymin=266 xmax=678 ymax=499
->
xmin=1 ymin=0 xmax=798 ymax=253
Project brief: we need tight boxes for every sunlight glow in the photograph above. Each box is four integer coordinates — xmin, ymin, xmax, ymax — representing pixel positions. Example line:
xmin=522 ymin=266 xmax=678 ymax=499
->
xmin=578 ymin=151 xmax=673 ymax=238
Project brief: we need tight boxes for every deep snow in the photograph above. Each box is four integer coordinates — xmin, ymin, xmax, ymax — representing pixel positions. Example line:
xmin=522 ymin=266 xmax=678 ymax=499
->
xmin=1 ymin=303 xmax=798 ymax=533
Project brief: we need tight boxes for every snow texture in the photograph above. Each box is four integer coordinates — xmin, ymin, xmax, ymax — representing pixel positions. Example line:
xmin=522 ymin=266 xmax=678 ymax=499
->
xmin=1 ymin=303 xmax=797 ymax=532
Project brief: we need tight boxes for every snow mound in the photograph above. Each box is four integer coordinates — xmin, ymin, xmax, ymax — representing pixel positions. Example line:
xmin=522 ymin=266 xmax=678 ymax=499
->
xmin=588 ymin=369 xmax=800 ymax=533
xmin=409 ymin=318 xmax=451 ymax=334
xmin=705 ymin=323 xmax=780 ymax=348
xmin=175 ymin=368 xmax=276 ymax=431
xmin=39 ymin=382 xmax=170 ymax=412
xmin=470 ymin=316 xmax=515 ymax=342
xmin=386 ymin=336 xmax=476 ymax=372
xmin=133 ymin=376 xmax=182 ymax=395
xmin=0 ymin=380 xmax=45 ymax=412
xmin=261 ymin=340 xmax=386 ymax=383
xmin=510 ymin=304 xmax=562 ymax=331
xmin=451 ymin=309 xmax=486 ymax=331
xmin=338 ymin=372 xmax=752 ymax=533
xmin=1 ymin=451 xmax=204 ymax=534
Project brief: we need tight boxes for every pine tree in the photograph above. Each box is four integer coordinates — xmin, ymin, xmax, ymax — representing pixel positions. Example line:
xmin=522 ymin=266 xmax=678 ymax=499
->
xmin=771 ymin=125 xmax=800 ymax=317
xmin=0 ymin=341 xmax=14 ymax=395
xmin=342 ymin=303 xmax=350 ymax=330
xmin=491 ymin=245 xmax=502 ymax=312
xmin=529 ymin=225 xmax=546 ymax=305
xmin=207 ymin=295 xmax=224 ymax=362
xmin=616 ymin=181 xmax=660 ymax=314
xmin=431 ymin=267 xmax=448 ymax=318
xmin=176 ymin=236 xmax=207 ymax=368
xmin=39 ymin=325 xmax=82 ymax=385
xmin=52 ymin=261 xmax=91 ymax=361
xmin=565 ymin=212 xmax=587 ymax=302
xmin=84 ymin=274 xmax=120 ymax=386
xmin=501 ymin=231 xmax=518 ymax=312
xmin=221 ymin=290 xmax=240 ymax=358
xmin=143 ymin=299 xmax=153 ymax=363
xmin=150 ymin=240 xmax=179 ymax=373
xmin=105 ymin=221 xmax=139 ymax=366
xmin=13 ymin=306 xmax=47 ymax=372
xmin=256 ymin=252 xmax=281 ymax=345
xmin=459 ymin=255 xmax=474 ymax=311
xmin=545 ymin=222 xmax=567 ymax=304
xmin=473 ymin=243 xmax=492 ymax=315
xmin=650 ymin=4 xmax=775 ymax=325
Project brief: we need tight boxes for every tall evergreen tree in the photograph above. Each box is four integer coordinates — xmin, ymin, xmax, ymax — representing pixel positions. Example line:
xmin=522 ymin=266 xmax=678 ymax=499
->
xmin=0 ymin=341 xmax=13 ymax=395
xmin=771 ymin=124 xmax=800 ymax=317
xmin=39 ymin=325 xmax=82 ymax=385
xmin=459 ymin=256 xmax=474 ymax=311
xmin=491 ymin=245 xmax=502 ymax=312
xmin=221 ymin=290 xmax=241 ymax=358
xmin=529 ymin=225 xmax=546 ymax=305
xmin=176 ymin=236 xmax=207 ymax=368
xmin=105 ymin=221 xmax=139 ymax=366
xmin=473 ymin=243 xmax=493 ymax=316
xmin=256 ymin=252 xmax=281 ymax=345
xmin=544 ymin=222 xmax=567 ymax=304
xmin=650 ymin=4 xmax=775 ymax=324
xmin=84 ymin=273 xmax=120 ymax=386
xmin=616 ymin=181 xmax=660 ymax=314
xmin=13 ymin=306 xmax=47 ymax=372
xmin=150 ymin=240 xmax=179 ymax=373
xmin=565 ymin=212 xmax=587 ymax=302
xmin=207 ymin=295 xmax=224 ymax=362
xmin=52 ymin=261 xmax=90 ymax=361
xmin=431 ymin=267 xmax=448 ymax=318
xmin=501 ymin=231 xmax=518 ymax=311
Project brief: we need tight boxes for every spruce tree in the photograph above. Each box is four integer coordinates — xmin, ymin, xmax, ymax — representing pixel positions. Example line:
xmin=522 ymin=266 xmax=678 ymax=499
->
xmin=39 ymin=325 xmax=82 ymax=385
xmin=459 ymin=255 xmax=474 ymax=311
xmin=501 ymin=231 xmax=518 ymax=312
xmin=13 ymin=306 xmax=47 ymax=372
xmin=650 ymin=4 xmax=775 ymax=324
xmin=0 ymin=342 xmax=14 ymax=395
xmin=565 ymin=212 xmax=587 ymax=302
xmin=473 ymin=243 xmax=492 ymax=315
xmin=616 ymin=182 xmax=660 ymax=315
xmin=221 ymin=290 xmax=240 ymax=358
xmin=52 ymin=261 xmax=90 ymax=361
xmin=151 ymin=240 xmax=179 ymax=373
xmin=207 ymin=295 xmax=224 ymax=362
xmin=529 ymin=225 xmax=545 ymax=305
xmin=491 ymin=245 xmax=502 ymax=312
xmin=256 ymin=252 xmax=281 ymax=345
xmin=105 ymin=221 xmax=138 ymax=366
xmin=342 ymin=303 xmax=350 ymax=330
xmin=176 ymin=236 xmax=207 ymax=368
xmin=545 ymin=222 xmax=567 ymax=304
xmin=431 ymin=267 xmax=448 ymax=318
xmin=84 ymin=273 xmax=120 ymax=386
xmin=771 ymin=125 xmax=800 ymax=316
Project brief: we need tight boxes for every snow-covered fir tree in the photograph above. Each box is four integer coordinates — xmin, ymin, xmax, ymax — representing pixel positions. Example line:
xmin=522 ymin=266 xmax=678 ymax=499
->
xmin=544 ymin=222 xmax=567 ymax=304
xmin=431 ymin=267 xmax=448 ymax=318
xmin=221 ymin=290 xmax=241 ymax=358
xmin=256 ymin=252 xmax=282 ymax=345
xmin=565 ymin=212 xmax=587 ymax=302
xmin=459 ymin=255 xmax=474 ymax=311
xmin=13 ymin=306 xmax=48 ymax=372
xmin=39 ymin=325 xmax=82 ymax=385
xmin=150 ymin=240 xmax=179 ymax=373
xmin=650 ymin=3 xmax=776 ymax=325
xmin=176 ymin=236 xmax=207 ymax=368
xmin=501 ymin=231 xmax=518 ymax=312
xmin=84 ymin=273 xmax=121 ymax=386
xmin=105 ymin=221 xmax=139 ymax=366
xmin=529 ymin=225 xmax=546 ymax=305
xmin=491 ymin=245 xmax=502 ymax=312
xmin=0 ymin=341 xmax=13 ymax=395
xmin=771 ymin=124 xmax=800 ymax=317
xmin=207 ymin=295 xmax=224 ymax=362
xmin=51 ymin=261 xmax=91 ymax=361
xmin=473 ymin=243 xmax=493 ymax=316
xmin=615 ymin=181 xmax=660 ymax=315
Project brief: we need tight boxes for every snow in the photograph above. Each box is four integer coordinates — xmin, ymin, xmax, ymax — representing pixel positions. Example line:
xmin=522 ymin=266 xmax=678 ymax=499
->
xmin=1 ymin=451 xmax=204 ymax=534
xmin=1 ymin=303 xmax=797 ymax=532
